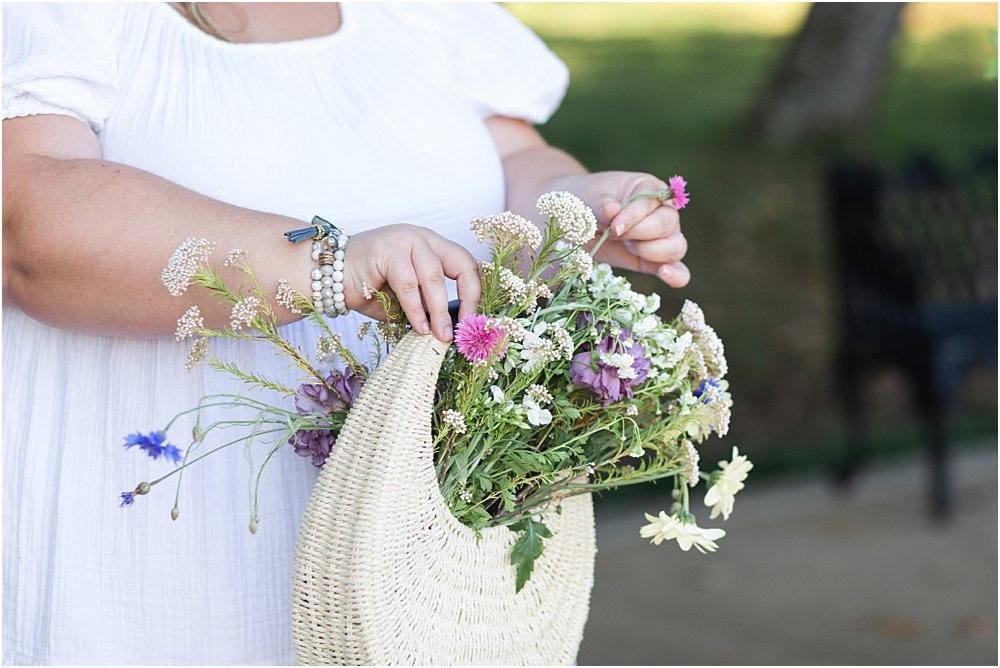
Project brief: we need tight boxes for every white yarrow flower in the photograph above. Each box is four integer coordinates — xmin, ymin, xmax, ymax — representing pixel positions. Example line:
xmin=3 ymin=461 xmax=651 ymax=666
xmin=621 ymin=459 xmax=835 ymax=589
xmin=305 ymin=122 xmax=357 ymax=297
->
xmin=525 ymin=384 xmax=553 ymax=406
xmin=229 ymin=295 xmax=262 ymax=330
xmin=441 ymin=409 xmax=467 ymax=434
xmin=704 ymin=446 xmax=753 ymax=520
xmin=275 ymin=278 xmax=302 ymax=314
xmin=471 ymin=211 xmax=543 ymax=249
xmin=162 ymin=238 xmax=214 ymax=297
xmin=536 ymin=191 xmax=598 ymax=245
xmin=682 ymin=439 xmax=700 ymax=487
xmin=174 ymin=306 xmax=204 ymax=341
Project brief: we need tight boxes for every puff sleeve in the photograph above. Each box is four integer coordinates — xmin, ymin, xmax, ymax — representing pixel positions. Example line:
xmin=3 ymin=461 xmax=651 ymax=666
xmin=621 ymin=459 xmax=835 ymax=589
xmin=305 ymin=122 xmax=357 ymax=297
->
xmin=2 ymin=3 xmax=119 ymax=134
xmin=435 ymin=3 xmax=569 ymax=124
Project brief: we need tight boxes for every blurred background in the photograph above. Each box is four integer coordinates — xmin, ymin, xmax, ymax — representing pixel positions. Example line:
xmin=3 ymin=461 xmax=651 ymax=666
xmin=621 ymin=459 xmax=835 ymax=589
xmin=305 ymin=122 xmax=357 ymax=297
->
xmin=507 ymin=2 xmax=998 ymax=664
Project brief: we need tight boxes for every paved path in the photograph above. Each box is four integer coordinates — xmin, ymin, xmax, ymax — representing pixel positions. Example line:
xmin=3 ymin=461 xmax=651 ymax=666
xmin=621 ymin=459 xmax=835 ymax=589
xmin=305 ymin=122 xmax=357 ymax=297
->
xmin=578 ymin=443 xmax=997 ymax=665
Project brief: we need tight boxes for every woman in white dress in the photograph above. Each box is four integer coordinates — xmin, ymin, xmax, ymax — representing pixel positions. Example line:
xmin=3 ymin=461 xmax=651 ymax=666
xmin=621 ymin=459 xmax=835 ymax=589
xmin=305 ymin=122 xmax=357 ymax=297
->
xmin=2 ymin=3 xmax=690 ymax=664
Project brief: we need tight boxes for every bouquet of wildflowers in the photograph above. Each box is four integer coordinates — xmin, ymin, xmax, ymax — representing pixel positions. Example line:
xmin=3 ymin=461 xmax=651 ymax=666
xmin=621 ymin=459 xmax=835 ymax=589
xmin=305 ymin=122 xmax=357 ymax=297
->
xmin=122 ymin=179 xmax=752 ymax=590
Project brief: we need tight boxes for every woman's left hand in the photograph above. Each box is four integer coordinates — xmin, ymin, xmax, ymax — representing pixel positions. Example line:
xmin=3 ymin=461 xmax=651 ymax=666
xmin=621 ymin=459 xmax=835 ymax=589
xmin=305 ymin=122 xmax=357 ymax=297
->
xmin=568 ymin=171 xmax=691 ymax=288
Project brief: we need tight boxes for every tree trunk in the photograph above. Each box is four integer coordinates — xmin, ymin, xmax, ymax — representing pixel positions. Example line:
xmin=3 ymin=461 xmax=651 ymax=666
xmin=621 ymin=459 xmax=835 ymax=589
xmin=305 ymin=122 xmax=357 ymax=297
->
xmin=754 ymin=3 xmax=904 ymax=149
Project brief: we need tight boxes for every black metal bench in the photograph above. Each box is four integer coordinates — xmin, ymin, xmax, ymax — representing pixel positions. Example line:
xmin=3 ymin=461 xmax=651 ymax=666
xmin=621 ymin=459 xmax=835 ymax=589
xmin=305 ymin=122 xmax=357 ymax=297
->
xmin=826 ymin=153 xmax=998 ymax=515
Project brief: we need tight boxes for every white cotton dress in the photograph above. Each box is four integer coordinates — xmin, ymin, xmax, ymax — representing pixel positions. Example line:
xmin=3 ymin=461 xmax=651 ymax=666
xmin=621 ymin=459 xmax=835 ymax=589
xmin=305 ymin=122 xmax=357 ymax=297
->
xmin=1 ymin=3 xmax=568 ymax=664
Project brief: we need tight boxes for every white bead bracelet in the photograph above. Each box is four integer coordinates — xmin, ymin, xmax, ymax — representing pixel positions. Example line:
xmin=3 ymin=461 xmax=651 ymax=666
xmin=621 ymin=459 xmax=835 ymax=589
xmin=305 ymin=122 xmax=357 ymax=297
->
xmin=286 ymin=216 xmax=349 ymax=318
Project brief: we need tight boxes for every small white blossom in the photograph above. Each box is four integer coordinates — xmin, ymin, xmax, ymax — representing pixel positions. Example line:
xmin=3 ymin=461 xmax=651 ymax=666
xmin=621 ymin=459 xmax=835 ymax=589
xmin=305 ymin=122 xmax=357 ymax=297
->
xmin=361 ymin=281 xmax=375 ymax=300
xmin=275 ymin=278 xmax=302 ymax=314
xmin=184 ymin=337 xmax=209 ymax=372
xmin=316 ymin=335 xmax=341 ymax=363
xmin=480 ymin=262 xmax=529 ymax=305
xmin=518 ymin=325 xmax=561 ymax=373
xmin=640 ymin=511 xmax=725 ymax=553
xmin=563 ymin=248 xmax=594 ymax=278
xmin=162 ymin=238 xmax=214 ymax=297
xmin=644 ymin=293 xmax=661 ymax=314
xmin=224 ymin=248 xmax=248 ymax=268
xmin=526 ymin=384 xmax=553 ymax=406
xmin=548 ymin=324 xmax=575 ymax=360
xmin=229 ymin=295 xmax=262 ymax=330
xmin=472 ymin=211 xmax=543 ymax=249
xmin=687 ymin=380 xmax=733 ymax=439
xmin=458 ymin=483 xmax=473 ymax=503
xmin=528 ymin=280 xmax=553 ymax=301
xmin=522 ymin=397 xmax=552 ymax=426
xmin=680 ymin=300 xmax=706 ymax=330
xmin=621 ymin=290 xmax=648 ymax=314
xmin=536 ymin=191 xmax=598 ymax=245
xmin=681 ymin=439 xmax=700 ymax=487
xmin=666 ymin=331 xmax=694 ymax=368
xmin=174 ymin=306 xmax=204 ymax=341
xmin=633 ymin=314 xmax=660 ymax=335
xmin=624 ymin=404 xmax=639 ymax=417
xmin=704 ymin=446 xmax=753 ymax=520
xmin=588 ymin=262 xmax=633 ymax=301
xmin=441 ymin=409 xmax=467 ymax=434
xmin=495 ymin=316 xmax=528 ymax=343
xmin=599 ymin=352 xmax=637 ymax=380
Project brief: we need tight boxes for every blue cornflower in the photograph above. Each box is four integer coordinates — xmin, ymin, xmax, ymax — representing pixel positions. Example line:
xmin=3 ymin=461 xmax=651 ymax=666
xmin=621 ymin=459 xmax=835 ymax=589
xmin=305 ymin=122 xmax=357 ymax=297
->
xmin=693 ymin=379 xmax=721 ymax=403
xmin=122 ymin=431 xmax=183 ymax=465
xmin=118 ymin=482 xmax=150 ymax=509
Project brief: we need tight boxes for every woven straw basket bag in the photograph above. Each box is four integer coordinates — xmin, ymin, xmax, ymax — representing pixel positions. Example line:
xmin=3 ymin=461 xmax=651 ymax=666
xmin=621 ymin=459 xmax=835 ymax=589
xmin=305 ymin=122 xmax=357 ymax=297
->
xmin=291 ymin=332 xmax=597 ymax=665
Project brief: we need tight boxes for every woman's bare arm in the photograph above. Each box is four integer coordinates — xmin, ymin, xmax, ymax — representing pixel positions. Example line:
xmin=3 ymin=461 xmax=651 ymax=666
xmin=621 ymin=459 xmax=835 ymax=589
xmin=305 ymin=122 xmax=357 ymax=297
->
xmin=3 ymin=114 xmax=477 ymax=341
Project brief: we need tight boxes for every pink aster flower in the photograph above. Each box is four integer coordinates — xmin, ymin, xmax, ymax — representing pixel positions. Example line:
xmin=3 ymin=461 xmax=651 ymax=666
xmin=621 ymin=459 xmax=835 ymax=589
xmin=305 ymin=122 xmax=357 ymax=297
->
xmin=668 ymin=175 xmax=690 ymax=210
xmin=454 ymin=314 xmax=508 ymax=363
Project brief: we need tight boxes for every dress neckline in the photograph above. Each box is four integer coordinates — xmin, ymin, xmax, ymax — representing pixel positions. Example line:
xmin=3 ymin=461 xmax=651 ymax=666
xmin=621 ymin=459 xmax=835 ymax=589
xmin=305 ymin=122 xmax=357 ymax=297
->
xmin=153 ymin=2 xmax=357 ymax=53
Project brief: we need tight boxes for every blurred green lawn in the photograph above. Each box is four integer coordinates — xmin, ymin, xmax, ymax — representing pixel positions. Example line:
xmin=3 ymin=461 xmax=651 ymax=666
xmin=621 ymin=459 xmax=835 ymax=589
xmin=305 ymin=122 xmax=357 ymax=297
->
xmin=509 ymin=3 xmax=998 ymax=479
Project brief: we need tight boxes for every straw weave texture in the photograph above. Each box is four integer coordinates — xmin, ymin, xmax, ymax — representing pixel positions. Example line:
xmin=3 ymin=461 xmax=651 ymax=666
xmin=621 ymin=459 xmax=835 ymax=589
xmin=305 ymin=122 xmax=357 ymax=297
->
xmin=291 ymin=332 xmax=596 ymax=665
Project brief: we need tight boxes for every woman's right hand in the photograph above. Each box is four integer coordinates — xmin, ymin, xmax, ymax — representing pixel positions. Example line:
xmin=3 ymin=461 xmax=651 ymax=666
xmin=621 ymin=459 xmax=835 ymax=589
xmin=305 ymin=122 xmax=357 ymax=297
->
xmin=341 ymin=224 xmax=482 ymax=343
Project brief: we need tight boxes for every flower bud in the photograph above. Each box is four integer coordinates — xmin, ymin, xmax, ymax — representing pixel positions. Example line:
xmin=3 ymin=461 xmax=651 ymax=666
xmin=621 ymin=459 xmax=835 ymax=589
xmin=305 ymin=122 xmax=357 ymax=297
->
xmin=249 ymin=518 xmax=259 ymax=534
xmin=136 ymin=482 xmax=151 ymax=495
xmin=170 ymin=507 xmax=179 ymax=521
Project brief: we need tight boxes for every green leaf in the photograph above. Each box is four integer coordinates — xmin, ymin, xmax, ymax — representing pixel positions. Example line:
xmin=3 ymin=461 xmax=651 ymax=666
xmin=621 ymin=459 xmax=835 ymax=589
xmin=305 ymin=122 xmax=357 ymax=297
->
xmin=508 ymin=517 xmax=553 ymax=592
xmin=500 ymin=489 xmax=517 ymax=512
xmin=475 ymin=473 xmax=493 ymax=492
xmin=562 ymin=406 xmax=581 ymax=419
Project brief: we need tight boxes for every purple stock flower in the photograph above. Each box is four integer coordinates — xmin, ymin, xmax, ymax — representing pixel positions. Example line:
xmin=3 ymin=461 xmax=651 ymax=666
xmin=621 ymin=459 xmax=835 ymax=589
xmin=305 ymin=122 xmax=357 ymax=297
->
xmin=294 ymin=366 xmax=364 ymax=414
xmin=289 ymin=366 xmax=365 ymax=468
xmin=570 ymin=325 xmax=651 ymax=406
xmin=122 ymin=431 xmax=182 ymax=465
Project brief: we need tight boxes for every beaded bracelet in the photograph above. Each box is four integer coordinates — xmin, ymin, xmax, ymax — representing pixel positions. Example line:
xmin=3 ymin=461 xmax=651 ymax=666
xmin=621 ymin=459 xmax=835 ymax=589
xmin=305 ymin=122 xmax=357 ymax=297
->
xmin=285 ymin=216 xmax=349 ymax=318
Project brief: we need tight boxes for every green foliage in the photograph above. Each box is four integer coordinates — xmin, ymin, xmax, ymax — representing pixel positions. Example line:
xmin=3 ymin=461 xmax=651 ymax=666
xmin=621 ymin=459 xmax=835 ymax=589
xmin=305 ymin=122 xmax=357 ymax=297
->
xmin=508 ymin=517 xmax=553 ymax=593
